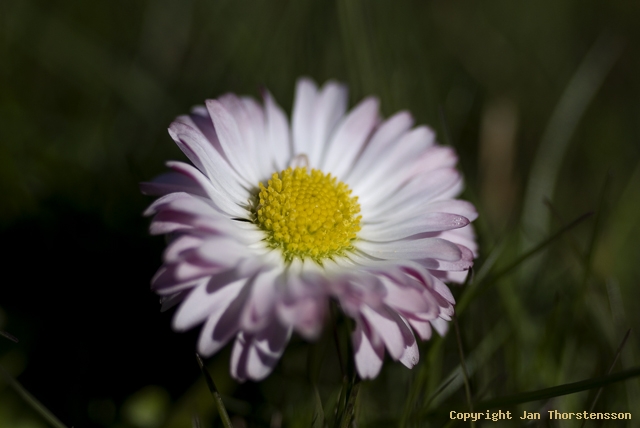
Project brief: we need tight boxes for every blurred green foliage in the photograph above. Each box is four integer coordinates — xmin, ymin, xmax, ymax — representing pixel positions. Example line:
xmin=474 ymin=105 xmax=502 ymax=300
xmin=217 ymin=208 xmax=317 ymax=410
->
xmin=2 ymin=0 xmax=640 ymax=427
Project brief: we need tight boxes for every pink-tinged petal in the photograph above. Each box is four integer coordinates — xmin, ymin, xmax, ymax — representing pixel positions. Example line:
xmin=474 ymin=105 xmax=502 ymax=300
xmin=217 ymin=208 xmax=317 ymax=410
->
xmin=168 ymin=121 xmax=249 ymax=195
xmin=231 ymin=322 xmax=292 ymax=382
xmin=263 ymin=90 xmax=291 ymax=171
xmin=174 ymin=276 xmax=245 ymax=332
xmin=274 ymin=260 xmax=328 ymax=339
xmin=321 ymin=97 xmax=379 ymax=178
xmin=432 ymin=277 xmax=456 ymax=305
xmin=360 ymin=305 xmax=407 ymax=360
xmin=357 ymin=238 xmax=462 ymax=262
xmin=144 ymin=192 xmax=192 ymax=216
xmin=291 ymin=78 xmax=318 ymax=158
xmin=166 ymin=161 xmax=247 ymax=217
xmin=331 ymin=273 xmax=386 ymax=316
xmin=159 ymin=289 xmax=191 ymax=312
xmin=409 ymin=318 xmax=433 ymax=341
xmin=345 ymin=111 xmax=414 ymax=185
xmin=196 ymin=238 xmax=251 ymax=265
xmin=240 ymin=269 xmax=281 ymax=333
xmin=206 ymin=99 xmax=261 ymax=185
xmin=373 ymin=199 xmax=478 ymax=228
xmin=380 ymin=276 xmax=437 ymax=317
xmin=433 ymin=270 xmax=469 ymax=284
xmin=362 ymin=167 xmax=462 ymax=216
xmin=436 ymin=225 xmax=479 ymax=257
xmin=145 ymin=193 xmax=252 ymax=238
xmin=307 ymin=81 xmax=348 ymax=166
xmin=422 ymin=244 xmax=474 ymax=272
xmin=352 ymin=324 xmax=385 ymax=379
xmin=152 ymin=264 xmax=211 ymax=294
xmin=353 ymin=126 xmax=435 ymax=196
xmin=431 ymin=318 xmax=449 ymax=336
xmin=276 ymin=296 xmax=326 ymax=340
xmin=140 ymin=172 xmax=207 ymax=198
xmin=217 ymin=95 xmax=268 ymax=179
xmin=197 ymin=278 xmax=253 ymax=355
xmin=148 ymin=211 xmax=195 ymax=235
xmin=398 ymin=317 xmax=419 ymax=369
xmin=360 ymin=213 xmax=470 ymax=242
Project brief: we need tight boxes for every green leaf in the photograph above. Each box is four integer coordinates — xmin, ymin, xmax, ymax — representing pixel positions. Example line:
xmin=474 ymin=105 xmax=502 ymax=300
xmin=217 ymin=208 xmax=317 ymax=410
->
xmin=312 ymin=386 xmax=325 ymax=428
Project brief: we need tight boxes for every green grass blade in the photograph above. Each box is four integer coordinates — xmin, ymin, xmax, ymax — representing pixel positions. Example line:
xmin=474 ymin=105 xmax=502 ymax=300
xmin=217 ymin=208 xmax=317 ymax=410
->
xmin=580 ymin=329 xmax=631 ymax=428
xmin=458 ymin=212 xmax=593 ymax=314
xmin=521 ymin=33 xmax=623 ymax=250
xmin=0 ymin=364 xmax=69 ymax=428
xmin=453 ymin=314 xmax=475 ymax=427
xmin=475 ymin=366 xmax=640 ymax=410
xmin=195 ymin=354 xmax=234 ymax=428
xmin=312 ymin=385 xmax=325 ymax=428
xmin=582 ymin=172 xmax=611 ymax=287
xmin=426 ymin=322 xmax=510 ymax=410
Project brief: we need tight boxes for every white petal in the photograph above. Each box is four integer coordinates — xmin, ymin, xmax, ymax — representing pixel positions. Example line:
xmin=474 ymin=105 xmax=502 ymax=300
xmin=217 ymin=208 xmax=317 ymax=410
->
xmin=432 ymin=277 xmax=456 ymax=305
xmin=360 ymin=213 xmax=470 ymax=242
xmin=380 ymin=276 xmax=436 ymax=316
xmin=435 ymin=270 xmax=470 ymax=284
xmin=263 ymin=90 xmax=292 ymax=171
xmin=166 ymin=161 xmax=247 ymax=217
xmin=424 ymin=244 xmax=474 ymax=272
xmin=436 ymin=225 xmax=479 ymax=257
xmin=352 ymin=126 xmax=435 ymax=196
xmin=206 ymin=99 xmax=261 ymax=185
xmin=164 ymin=234 xmax=204 ymax=262
xmin=174 ymin=276 xmax=245 ymax=331
xmin=362 ymin=168 xmax=462 ymax=218
xmin=360 ymin=306 xmax=406 ymax=360
xmin=345 ymin=111 xmax=414 ymax=184
xmin=357 ymin=238 xmax=462 ymax=262
xmin=409 ymin=318 xmax=433 ymax=341
xmin=431 ymin=318 xmax=449 ymax=336
xmin=398 ymin=318 xmax=419 ymax=369
xmin=321 ymin=97 xmax=379 ymax=178
xmin=168 ymin=121 xmax=249 ymax=197
xmin=217 ymin=95 xmax=268 ymax=179
xmin=308 ymin=81 xmax=348 ymax=166
xmin=291 ymin=78 xmax=318 ymax=159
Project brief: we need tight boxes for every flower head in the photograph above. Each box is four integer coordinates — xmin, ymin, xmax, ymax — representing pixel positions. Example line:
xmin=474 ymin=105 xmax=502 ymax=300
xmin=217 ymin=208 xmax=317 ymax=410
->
xmin=142 ymin=78 xmax=477 ymax=381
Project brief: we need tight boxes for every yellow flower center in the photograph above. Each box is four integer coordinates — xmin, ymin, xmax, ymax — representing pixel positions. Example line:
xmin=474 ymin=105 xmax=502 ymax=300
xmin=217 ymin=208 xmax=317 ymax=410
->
xmin=254 ymin=167 xmax=362 ymax=262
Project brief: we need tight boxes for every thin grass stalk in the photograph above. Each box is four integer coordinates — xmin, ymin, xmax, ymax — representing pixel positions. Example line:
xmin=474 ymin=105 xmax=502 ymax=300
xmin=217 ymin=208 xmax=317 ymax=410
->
xmin=579 ymin=329 xmax=631 ymax=428
xmin=0 ymin=364 xmax=69 ymax=428
xmin=458 ymin=212 xmax=593 ymax=314
xmin=453 ymin=313 xmax=475 ymax=428
xmin=195 ymin=354 xmax=233 ymax=428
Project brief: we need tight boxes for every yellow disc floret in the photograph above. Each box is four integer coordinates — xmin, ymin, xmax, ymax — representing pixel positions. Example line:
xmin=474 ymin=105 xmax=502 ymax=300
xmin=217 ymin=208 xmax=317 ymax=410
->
xmin=254 ymin=167 xmax=362 ymax=262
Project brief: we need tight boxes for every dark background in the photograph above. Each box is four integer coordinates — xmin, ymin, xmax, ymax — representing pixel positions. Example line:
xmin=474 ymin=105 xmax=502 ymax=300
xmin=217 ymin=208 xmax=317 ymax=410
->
xmin=2 ymin=0 xmax=640 ymax=427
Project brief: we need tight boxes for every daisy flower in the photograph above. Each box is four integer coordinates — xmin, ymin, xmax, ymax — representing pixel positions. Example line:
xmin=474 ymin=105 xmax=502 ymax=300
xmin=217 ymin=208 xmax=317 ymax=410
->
xmin=142 ymin=78 xmax=477 ymax=381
